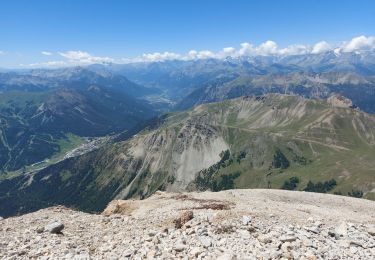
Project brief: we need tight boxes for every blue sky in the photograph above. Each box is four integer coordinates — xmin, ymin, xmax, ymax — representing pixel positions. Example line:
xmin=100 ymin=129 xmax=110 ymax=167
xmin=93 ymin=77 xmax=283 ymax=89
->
xmin=0 ymin=0 xmax=375 ymax=67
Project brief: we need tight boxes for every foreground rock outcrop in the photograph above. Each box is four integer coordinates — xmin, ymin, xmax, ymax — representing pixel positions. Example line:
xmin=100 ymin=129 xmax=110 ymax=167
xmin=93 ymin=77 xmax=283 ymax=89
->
xmin=1 ymin=189 xmax=375 ymax=259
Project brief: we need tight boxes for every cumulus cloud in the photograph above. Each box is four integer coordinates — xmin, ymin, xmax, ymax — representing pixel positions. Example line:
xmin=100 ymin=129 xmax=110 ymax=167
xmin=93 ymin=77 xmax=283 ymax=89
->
xmin=17 ymin=35 xmax=375 ymax=67
xmin=129 ymin=37 xmax=370 ymax=63
xmin=141 ymin=52 xmax=181 ymax=62
xmin=311 ymin=41 xmax=332 ymax=54
xmin=187 ymin=50 xmax=199 ymax=59
xmin=126 ymin=40 xmax=311 ymax=62
xmin=340 ymin=35 xmax=375 ymax=52
xmin=121 ymin=51 xmax=181 ymax=63
xmin=59 ymin=50 xmax=114 ymax=64
xmin=22 ymin=50 xmax=114 ymax=68
xmin=41 ymin=51 xmax=52 ymax=56
xmin=195 ymin=50 xmax=216 ymax=59
xmin=238 ymin=42 xmax=255 ymax=56
xmin=221 ymin=47 xmax=236 ymax=57
xmin=279 ymin=44 xmax=310 ymax=55
xmin=125 ymin=49 xmax=229 ymax=62
xmin=23 ymin=60 xmax=67 ymax=67
xmin=125 ymin=36 xmax=375 ymax=63
xmin=256 ymin=40 xmax=279 ymax=55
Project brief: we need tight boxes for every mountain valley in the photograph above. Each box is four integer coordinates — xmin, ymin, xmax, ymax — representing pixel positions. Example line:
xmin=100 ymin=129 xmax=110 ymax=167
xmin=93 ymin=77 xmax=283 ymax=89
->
xmin=0 ymin=68 xmax=158 ymax=173
xmin=1 ymin=94 xmax=374 ymax=217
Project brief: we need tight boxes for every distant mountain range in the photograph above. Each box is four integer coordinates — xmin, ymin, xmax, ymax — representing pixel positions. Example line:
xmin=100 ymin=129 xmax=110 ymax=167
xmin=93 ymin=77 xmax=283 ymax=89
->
xmin=92 ymin=50 xmax=375 ymax=112
xmin=1 ymin=67 xmax=159 ymax=97
xmin=176 ymin=71 xmax=375 ymax=112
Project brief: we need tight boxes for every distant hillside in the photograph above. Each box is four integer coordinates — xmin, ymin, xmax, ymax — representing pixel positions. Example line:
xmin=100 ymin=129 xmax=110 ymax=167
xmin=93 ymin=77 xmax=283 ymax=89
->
xmin=0 ymin=67 xmax=160 ymax=97
xmin=176 ymin=72 xmax=375 ymax=113
xmin=0 ymin=67 xmax=158 ymax=173
xmin=1 ymin=94 xmax=374 ymax=217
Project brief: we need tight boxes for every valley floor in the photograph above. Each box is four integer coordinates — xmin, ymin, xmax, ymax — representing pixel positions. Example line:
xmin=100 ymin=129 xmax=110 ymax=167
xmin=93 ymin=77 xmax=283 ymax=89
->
xmin=1 ymin=189 xmax=375 ymax=259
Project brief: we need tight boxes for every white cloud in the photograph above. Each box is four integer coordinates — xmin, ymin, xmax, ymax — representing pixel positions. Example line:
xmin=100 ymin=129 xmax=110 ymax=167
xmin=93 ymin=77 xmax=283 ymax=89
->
xmin=125 ymin=40 xmax=312 ymax=62
xmin=256 ymin=40 xmax=279 ymax=55
xmin=340 ymin=35 xmax=375 ymax=52
xmin=24 ymin=51 xmax=113 ymax=67
xmin=197 ymin=50 xmax=216 ymax=59
xmin=189 ymin=50 xmax=216 ymax=59
xmin=41 ymin=51 xmax=52 ymax=56
xmin=15 ymin=35 xmax=375 ymax=68
xmin=187 ymin=50 xmax=199 ymax=59
xmin=124 ymin=35 xmax=375 ymax=63
xmin=221 ymin=47 xmax=236 ymax=57
xmin=23 ymin=60 xmax=67 ymax=68
xmin=141 ymin=51 xmax=181 ymax=62
xmin=311 ymin=41 xmax=332 ymax=54
xmin=121 ymin=51 xmax=182 ymax=63
xmin=279 ymin=44 xmax=310 ymax=55
xmin=59 ymin=50 xmax=114 ymax=64
xmin=238 ymin=42 xmax=255 ymax=56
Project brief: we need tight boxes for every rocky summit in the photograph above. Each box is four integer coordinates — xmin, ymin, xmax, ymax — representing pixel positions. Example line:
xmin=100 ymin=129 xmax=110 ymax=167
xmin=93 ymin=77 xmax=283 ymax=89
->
xmin=1 ymin=189 xmax=374 ymax=259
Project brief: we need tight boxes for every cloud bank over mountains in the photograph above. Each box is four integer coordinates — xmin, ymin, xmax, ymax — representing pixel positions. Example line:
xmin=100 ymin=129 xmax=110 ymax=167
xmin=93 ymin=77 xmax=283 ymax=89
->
xmin=131 ymin=35 xmax=375 ymax=62
xmin=24 ymin=35 xmax=375 ymax=67
xmin=59 ymin=51 xmax=114 ymax=64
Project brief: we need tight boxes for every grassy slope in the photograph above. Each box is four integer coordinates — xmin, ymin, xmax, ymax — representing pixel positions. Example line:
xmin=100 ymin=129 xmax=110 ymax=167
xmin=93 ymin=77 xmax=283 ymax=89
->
xmin=48 ymin=95 xmax=374 ymax=199
xmin=176 ymin=95 xmax=375 ymax=198
xmin=0 ymin=133 xmax=86 ymax=180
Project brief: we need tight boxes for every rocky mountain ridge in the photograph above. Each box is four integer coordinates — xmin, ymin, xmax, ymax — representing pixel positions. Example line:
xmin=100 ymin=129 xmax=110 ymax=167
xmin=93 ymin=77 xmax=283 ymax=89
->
xmin=96 ymin=51 xmax=375 ymax=113
xmin=176 ymin=72 xmax=375 ymax=112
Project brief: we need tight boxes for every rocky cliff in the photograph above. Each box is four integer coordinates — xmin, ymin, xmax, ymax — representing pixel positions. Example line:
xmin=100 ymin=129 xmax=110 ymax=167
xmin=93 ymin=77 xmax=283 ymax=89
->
xmin=327 ymin=94 xmax=354 ymax=108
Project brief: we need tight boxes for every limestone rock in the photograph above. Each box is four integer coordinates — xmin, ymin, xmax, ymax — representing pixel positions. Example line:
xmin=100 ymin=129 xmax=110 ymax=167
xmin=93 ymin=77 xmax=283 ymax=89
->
xmin=190 ymin=247 xmax=203 ymax=257
xmin=242 ymin=215 xmax=252 ymax=225
xmin=44 ymin=221 xmax=64 ymax=234
xmin=199 ymin=236 xmax=212 ymax=247
xmin=258 ymin=234 xmax=273 ymax=243
xmin=174 ymin=243 xmax=186 ymax=252
xmin=335 ymin=222 xmax=348 ymax=237
xmin=102 ymin=200 xmax=137 ymax=216
xmin=367 ymin=227 xmax=375 ymax=236
xmin=174 ymin=210 xmax=194 ymax=228
xmin=280 ymin=235 xmax=297 ymax=242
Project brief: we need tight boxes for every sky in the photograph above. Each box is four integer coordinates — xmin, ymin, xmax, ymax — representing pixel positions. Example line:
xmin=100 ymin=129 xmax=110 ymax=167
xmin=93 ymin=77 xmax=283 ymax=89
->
xmin=0 ymin=0 xmax=375 ymax=68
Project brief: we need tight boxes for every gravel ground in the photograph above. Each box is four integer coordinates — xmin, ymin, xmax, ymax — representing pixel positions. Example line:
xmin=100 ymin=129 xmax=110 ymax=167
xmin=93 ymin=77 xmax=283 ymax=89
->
xmin=1 ymin=189 xmax=374 ymax=259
